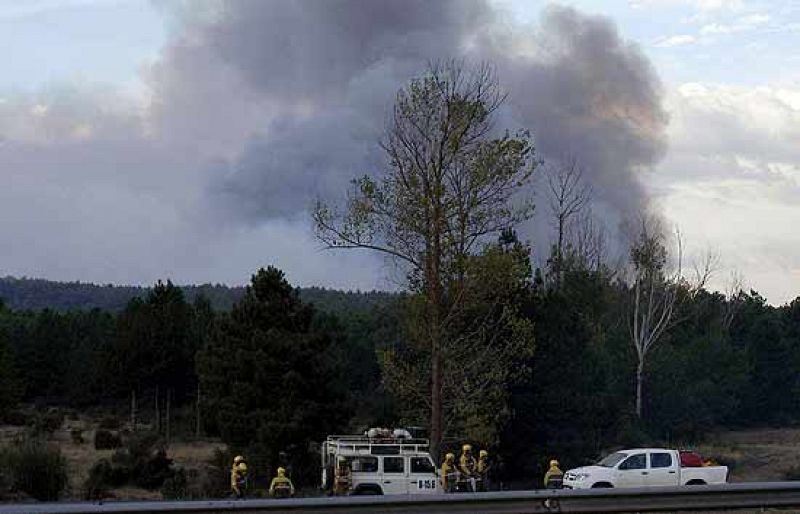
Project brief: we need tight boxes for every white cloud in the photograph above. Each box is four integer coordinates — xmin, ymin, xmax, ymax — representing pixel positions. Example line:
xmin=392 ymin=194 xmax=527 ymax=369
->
xmin=655 ymin=34 xmax=698 ymax=47
xmin=652 ymin=82 xmax=800 ymax=304
xmin=630 ymin=0 xmax=744 ymax=12
xmin=700 ymin=12 xmax=770 ymax=34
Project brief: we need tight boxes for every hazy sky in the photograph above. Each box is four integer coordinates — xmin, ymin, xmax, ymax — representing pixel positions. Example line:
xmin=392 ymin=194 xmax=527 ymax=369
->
xmin=1 ymin=0 xmax=799 ymax=304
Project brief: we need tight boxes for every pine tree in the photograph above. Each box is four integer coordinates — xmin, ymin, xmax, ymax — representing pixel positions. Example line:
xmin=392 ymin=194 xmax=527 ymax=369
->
xmin=197 ymin=267 xmax=349 ymax=482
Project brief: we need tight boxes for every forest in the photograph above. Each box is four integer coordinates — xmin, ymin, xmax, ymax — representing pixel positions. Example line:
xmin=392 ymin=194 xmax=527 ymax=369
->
xmin=1 ymin=248 xmax=799 ymax=494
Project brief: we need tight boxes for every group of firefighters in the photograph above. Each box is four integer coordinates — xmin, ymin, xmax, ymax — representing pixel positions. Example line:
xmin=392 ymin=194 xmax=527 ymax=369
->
xmin=440 ymin=445 xmax=564 ymax=492
xmin=230 ymin=455 xmax=295 ymax=499
xmin=440 ymin=444 xmax=490 ymax=492
xmin=230 ymin=450 xmax=565 ymax=498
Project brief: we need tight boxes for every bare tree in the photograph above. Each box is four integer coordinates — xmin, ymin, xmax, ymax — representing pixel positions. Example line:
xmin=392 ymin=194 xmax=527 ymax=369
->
xmin=314 ymin=61 xmax=536 ymax=454
xmin=628 ymin=219 xmax=719 ymax=418
xmin=546 ymin=158 xmax=591 ymax=286
xmin=568 ymin=208 xmax=609 ymax=274
xmin=627 ymin=218 xmax=676 ymax=417
xmin=722 ymin=270 xmax=746 ymax=330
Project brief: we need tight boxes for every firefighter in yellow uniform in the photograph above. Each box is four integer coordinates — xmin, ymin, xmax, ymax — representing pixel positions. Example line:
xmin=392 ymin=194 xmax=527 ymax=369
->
xmin=230 ymin=455 xmax=248 ymax=498
xmin=477 ymin=449 xmax=491 ymax=491
xmin=269 ymin=467 xmax=296 ymax=498
xmin=333 ymin=457 xmax=352 ymax=495
xmin=441 ymin=453 xmax=458 ymax=492
xmin=544 ymin=459 xmax=564 ymax=489
xmin=459 ymin=444 xmax=478 ymax=492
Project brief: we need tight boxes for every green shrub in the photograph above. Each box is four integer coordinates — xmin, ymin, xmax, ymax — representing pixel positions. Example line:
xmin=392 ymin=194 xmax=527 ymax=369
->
xmin=2 ymin=410 xmax=32 ymax=426
xmin=32 ymin=410 xmax=65 ymax=435
xmin=83 ymin=459 xmax=114 ymax=500
xmin=161 ymin=468 xmax=188 ymax=500
xmin=1 ymin=438 xmax=68 ymax=501
xmin=70 ymin=428 xmax=85 ymax=445
xmin=785 ymin=465 xmax=800 ymax=481
xmin=94 ymin=429 xmax=122 ymax=450
xmin=98 ymin=416 xmax=122 ymax=430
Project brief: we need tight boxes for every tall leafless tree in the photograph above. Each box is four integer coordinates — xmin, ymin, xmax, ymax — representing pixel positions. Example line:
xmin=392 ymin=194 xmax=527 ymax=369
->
xmin=627 ymin=217 xmax=715 ymax=418
xmin=546 ymin=158 xmax=591 ymax=286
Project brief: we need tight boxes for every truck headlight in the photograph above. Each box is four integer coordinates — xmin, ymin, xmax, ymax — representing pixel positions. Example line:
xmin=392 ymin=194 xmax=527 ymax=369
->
xmin=574 ymin=473 xmax=590 ymax=481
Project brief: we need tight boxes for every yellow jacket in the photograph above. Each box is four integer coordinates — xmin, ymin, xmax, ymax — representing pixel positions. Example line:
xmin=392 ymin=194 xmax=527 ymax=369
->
xmin=231 ymin=462 xmax=248 ymax=490
xmin=459 ymin=454 xmax=477 ymax=475
xmin=269 ymin=474 xmax=295 ymax=497
xmin=441 ymin=461 xmax=457 ymax=489
xmin=543 ymin=464 xmax=564 ymax=488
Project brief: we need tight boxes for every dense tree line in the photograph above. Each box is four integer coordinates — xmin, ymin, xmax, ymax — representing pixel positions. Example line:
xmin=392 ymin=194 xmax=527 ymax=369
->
xmin=1 ymin=260 xmax=800 ymax=484
xmin=0 ymin=276 xmax=392 ymax=314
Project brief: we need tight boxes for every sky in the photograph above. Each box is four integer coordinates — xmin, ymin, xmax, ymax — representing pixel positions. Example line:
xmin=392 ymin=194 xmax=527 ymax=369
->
xmin=1 ymin=0 xmax=798 ymax=304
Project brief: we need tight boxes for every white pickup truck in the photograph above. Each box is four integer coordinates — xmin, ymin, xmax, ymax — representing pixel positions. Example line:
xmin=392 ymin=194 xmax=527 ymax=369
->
xmin=563 ymin=448 xmax=728 ymax=489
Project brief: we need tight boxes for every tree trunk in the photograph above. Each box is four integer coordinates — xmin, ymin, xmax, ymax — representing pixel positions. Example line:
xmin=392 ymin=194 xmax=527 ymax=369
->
xmin=166 ymin=388 xmax=171 ymax=445
xmin=130 ymin=390 xmax=137 ymax=432
xmin=635 ymin=359 xmax=644 ymax=419
xmin=155 ymin=386 xmax=160 ymax=434
xmin=430 ymin=342 xmax=443 ymax=460
xmin=195 ymin=382 xmax=201 ymax=439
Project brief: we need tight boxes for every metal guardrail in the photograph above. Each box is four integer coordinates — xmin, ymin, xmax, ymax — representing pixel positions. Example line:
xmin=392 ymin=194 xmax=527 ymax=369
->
xmin=3 ymin=482 xmax=800 ymax=513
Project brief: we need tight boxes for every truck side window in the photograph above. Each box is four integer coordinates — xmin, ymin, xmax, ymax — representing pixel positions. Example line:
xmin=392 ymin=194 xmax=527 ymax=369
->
xmin=411 ymin=457 xmax=435 ymax=474
xmin=351 ymin=456 xmax=378 ymax=472
xmin=651 ymin=453 xmax=673 ymax=468
xmin=384 ymin=457 xmax=405 ymax=473
xmin=618 ymin=454 xmax=646 ymax=470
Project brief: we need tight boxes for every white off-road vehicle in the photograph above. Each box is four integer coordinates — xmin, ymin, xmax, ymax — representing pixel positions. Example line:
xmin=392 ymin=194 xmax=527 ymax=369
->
xmin=321 ymin=428 xmax=442 ymax=495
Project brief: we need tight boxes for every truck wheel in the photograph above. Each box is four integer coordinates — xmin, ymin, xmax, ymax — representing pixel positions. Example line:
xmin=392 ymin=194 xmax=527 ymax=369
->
xmin=352 ymin=485 xmax=383 ymax=495
xmin=686 ymin=480 xmax=707 ymax=486
xmin=591 ymin=482 xmax=614 ymax=488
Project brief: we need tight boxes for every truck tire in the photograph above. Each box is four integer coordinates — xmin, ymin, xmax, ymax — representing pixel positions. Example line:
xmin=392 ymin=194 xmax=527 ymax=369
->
xmin=591 ymin=482 xmax=614 ymax=488
xmin=686 ymin=479 xmax=707 ymax=486
xmin=323 ymin=464 xmax=334 ymax=491
xmin=352 ymin=485 xmax=383 ymax=495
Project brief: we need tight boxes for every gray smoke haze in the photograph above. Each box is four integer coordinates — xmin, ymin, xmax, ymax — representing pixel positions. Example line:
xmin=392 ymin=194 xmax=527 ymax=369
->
xmin=169 ymin=1 xmax=667 ymax=238
xmin=0 ymin=1 xmax=667 ymax=288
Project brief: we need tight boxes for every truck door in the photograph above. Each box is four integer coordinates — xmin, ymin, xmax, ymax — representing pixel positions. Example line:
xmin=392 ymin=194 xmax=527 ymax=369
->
xmin=409 ymin=456 xmax=439 ymax=494
xmin=616 ymin=453 xmax=647 ymax=487
xmin=648 ymin=452 xmax=679 ymax=486
xmin=381 ymin=456 xmax=408 ymax=494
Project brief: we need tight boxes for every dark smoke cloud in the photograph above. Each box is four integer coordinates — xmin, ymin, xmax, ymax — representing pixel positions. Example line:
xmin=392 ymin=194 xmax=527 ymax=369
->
xmin=167 ymin=1 xmax=667 ymax=238
xmin=0 ymin=1 xmax=668 ymax=287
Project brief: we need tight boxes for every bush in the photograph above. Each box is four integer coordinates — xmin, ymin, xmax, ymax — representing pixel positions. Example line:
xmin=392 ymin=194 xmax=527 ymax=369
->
xmin=101 ymin=431 xmax=176 ymax=491
xmin=1 ymin=410 xmax=32 ymax=427
xmin=98 ymin=416 xmax=122 ymax=430
xmin=785 ymin=465 xmax=800 ymax=481
xmin=94 ymin=429 xmax=122 ymax=450
xmin=71 ymin=428 xmax=85 ymax=445
xmin=161 ymin=468 xmax=188 ymax=500
xmin=0 ymin=438 xmax=68 ymax=501
xmin=32 ymin=410 xmax=64 ymax=435
xmin=83 ymin=460 xmax=114 ymax=500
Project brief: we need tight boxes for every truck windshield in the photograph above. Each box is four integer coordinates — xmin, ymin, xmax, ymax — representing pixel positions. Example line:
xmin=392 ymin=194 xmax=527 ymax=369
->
xmin=597 ymin=452 xmax=627 ymax=468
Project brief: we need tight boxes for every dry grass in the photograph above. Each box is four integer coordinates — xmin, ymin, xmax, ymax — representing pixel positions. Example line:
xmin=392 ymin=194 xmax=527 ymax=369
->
xmin=1 ymin=416 xmax=226 ymax=500
xmin=695 ymin=427 xmax=800 ymax=482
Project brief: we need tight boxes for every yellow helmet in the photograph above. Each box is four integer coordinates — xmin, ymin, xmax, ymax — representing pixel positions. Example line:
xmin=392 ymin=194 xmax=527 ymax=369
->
xmin=277 ymin=467 xmax=286 ymax=477
xmin=550 ymin=459 xmax=560 ymax=468
xmin=445 ymin=453 xmax=455 ymax=462
xmin=480 ymin=450 xmax=488 ymax=458
xmin=234 ymin=455 xmax=244 ymax=464
xmin=462 ymin=444 xmax=472 ymax=452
